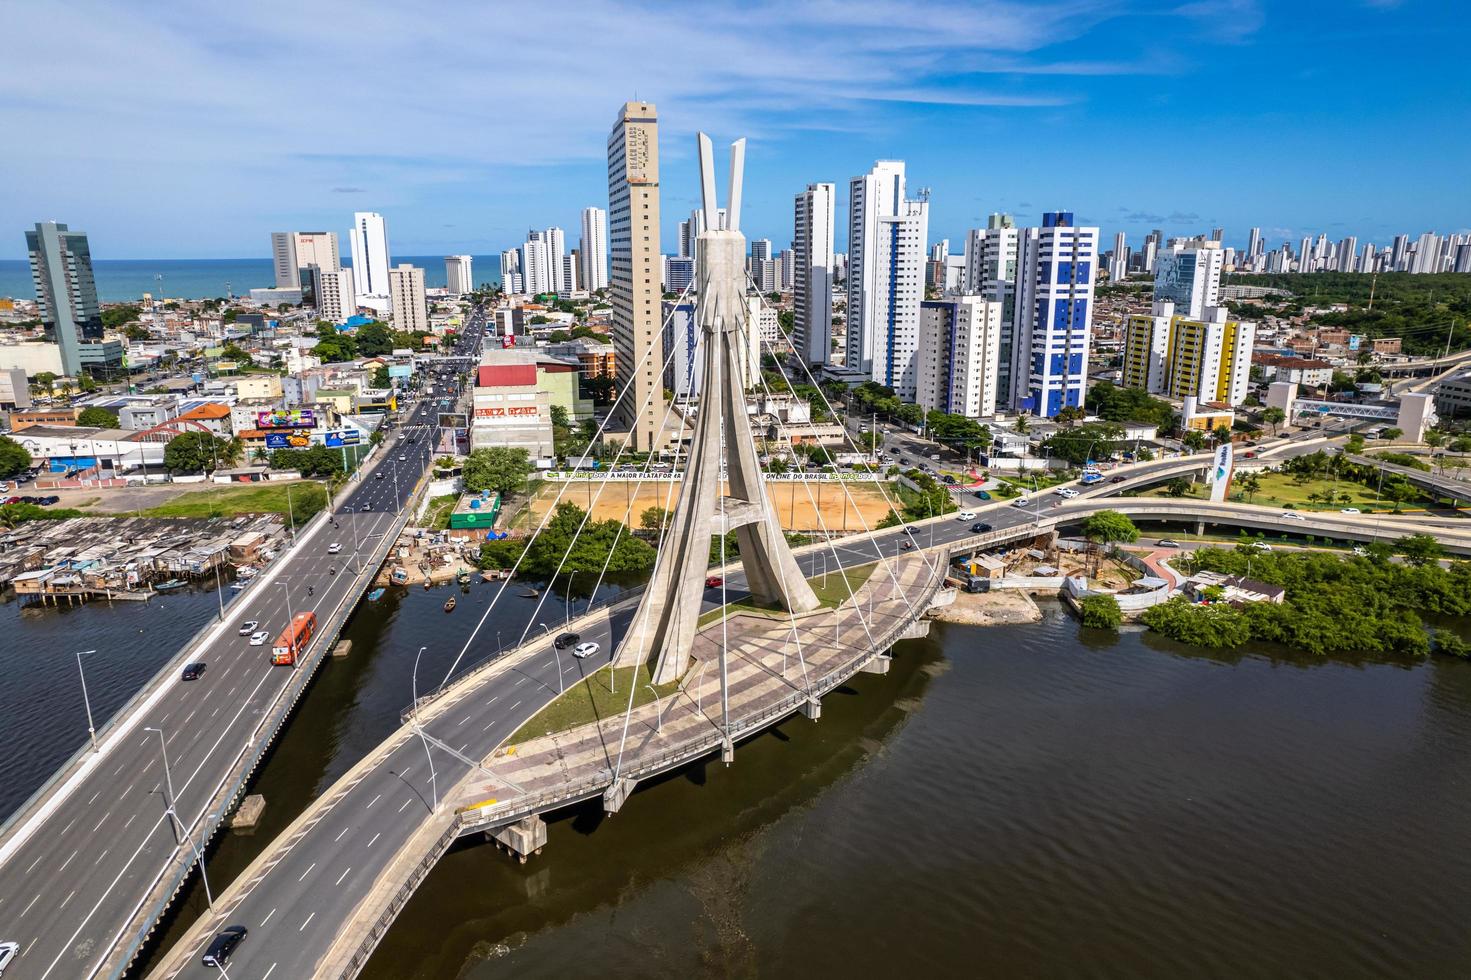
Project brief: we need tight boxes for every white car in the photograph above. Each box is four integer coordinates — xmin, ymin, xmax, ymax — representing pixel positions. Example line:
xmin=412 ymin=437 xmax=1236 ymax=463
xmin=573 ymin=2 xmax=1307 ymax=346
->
xmin=1340 ymin=507 xmax=1361 ymax=514
xmin=1252 ymin=542 xmax=1273 ymax=552
xmin=249 ymin=630 xmax=271 ymax=646
xmin=1056 ymin=487 xmax=1080 ymax=499
xmin=237 ymin=620 xmax=259 ymax=635
xmin=1282 ymin=512 xmax=1307 ymax=521
xmin=1012 ymin=497 xmax=1030 ymax=508
xmin=1353 ymin=546 xmax=1368 ymax=556
xmin=328 ymin=542 xmax=342 ymax=554
xmin=0 ymin=941 xmax=18 ymax=977
xmin=956 ymin=511 xmax=977 ymax=521
xmin=573 ymin=641 xmax=600 ymax=659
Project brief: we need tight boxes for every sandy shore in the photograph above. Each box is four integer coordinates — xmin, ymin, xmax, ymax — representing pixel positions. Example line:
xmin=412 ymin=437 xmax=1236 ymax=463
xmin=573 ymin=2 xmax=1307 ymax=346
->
xmin=930 ymin=588 xmax=1043 ymax=626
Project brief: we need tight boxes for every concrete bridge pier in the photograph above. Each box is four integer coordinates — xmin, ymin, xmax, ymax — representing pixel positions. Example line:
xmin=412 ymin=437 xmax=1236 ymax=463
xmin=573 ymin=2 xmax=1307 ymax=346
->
xmin=800 ymin=696 xmax=822 ymax=721
xmin=861 ymin=655 xmax=891 ymax=675
xmin=603 ymin=777 xmax=637 ymax=814
xmin=721 ymin=736 xmax=735 ymax=765
xmin=1196 ymin=519 xmax=1206 ymax=535
xmin=488 ymin=815 xmax=547 ymax=864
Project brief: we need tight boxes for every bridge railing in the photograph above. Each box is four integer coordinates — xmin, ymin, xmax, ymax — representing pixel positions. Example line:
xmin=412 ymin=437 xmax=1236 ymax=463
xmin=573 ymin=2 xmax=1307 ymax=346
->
xmin=104 ymin=473 xmax=432 ymax=979
xmin=338 ymin=813 xmax=465 ymax=978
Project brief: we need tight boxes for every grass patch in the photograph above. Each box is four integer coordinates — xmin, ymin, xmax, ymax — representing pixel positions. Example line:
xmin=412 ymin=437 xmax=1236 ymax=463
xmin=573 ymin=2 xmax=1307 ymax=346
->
xmin=509 ymin=663 xmax=678 ymax=745
xmin=423 ymin=493 xmax=458 ymax=530
xmin=696 ymin=561 xmax=879 ymax=629
xmin=1132 ymin=471 xmax=1434 ymax=512
xmin=142 ymin=481 xmax=329 ymax=522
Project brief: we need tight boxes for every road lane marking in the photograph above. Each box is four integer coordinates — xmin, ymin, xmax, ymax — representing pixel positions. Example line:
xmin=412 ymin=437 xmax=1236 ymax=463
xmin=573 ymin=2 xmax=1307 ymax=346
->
xmin=123 ymin=813 xmax=137 ymax=830
xmin=20 ymin=894 xmax=39 ymax=917
xmin=261 ymin=906 xmax=277 ymax=926
xmin=299 ymin=910 xmax=316 ymax=932
xmin=334 ymin=826 xmax=350 ymax=842
xmin=92 ymin=810 xmax=111 ymax=833
xmin=58 ymin=849 xmax=77 ymax=872
xmin=263 ymin=963 xmax=278 ymax=980
xmin=24 ymin=853 xmax=44 ymax=874
xmin=482 ymin=720 xmax=497 ymax=732
xmin=366 ymin=793 xmax=382 ymax=809
xmin=60 ymin=816 xmax=77 ymax=835
xmin=398 ymin=798 xmax=412 ymax=812
xmin=514 ymin=675 xmax=526 ymax=686
xmin=367 ymin=832 xmax=381 ymax=848
xmin=58 ymin=889 xmax=76 ymax=909
xmin=511 ymin=700 xmax=522 ymax=711
xmin=298 ymin=861 xmax=316 ymax=881
xmin=335 ymin=866 xmax=352 ymax=885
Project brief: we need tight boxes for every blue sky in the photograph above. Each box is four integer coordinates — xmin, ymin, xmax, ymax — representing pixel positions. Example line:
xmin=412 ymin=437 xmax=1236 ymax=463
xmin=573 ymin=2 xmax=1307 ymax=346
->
xmin=2 ymin=0 xmax=1467 ymax=261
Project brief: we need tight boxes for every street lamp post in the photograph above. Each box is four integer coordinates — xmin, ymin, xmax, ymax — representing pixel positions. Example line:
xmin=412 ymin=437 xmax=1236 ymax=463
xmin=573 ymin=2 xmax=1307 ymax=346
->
xmin=537 ymin=623 xmax=564 ymax=694
xmin=74 ymin=648 xmax=99 ymax=752
xmin=411 ymin=645 xmax=439 ymax=810
xmin=565 ymin=571 xmax=577 ymax=628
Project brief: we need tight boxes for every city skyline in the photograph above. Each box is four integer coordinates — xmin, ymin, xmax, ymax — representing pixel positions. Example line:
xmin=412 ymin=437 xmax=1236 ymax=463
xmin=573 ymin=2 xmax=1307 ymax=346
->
xmin=3 ymin=0 xmax=1467 ymax=261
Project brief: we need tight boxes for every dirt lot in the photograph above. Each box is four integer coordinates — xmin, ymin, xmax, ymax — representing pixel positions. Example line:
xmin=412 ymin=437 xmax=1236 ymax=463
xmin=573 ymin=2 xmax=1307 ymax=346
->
xmin=23 ymin=480 xmax=311 ymax=516
xmin=520 ymin=479 xmax=898 ymax=532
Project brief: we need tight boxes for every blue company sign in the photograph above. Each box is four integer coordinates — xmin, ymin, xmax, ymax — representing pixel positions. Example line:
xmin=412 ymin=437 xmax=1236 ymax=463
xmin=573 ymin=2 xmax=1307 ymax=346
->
xmin=265 ymin=433 xmax=291 ymax=449
xmin=324 ymin=430 xmax=361 ymax=448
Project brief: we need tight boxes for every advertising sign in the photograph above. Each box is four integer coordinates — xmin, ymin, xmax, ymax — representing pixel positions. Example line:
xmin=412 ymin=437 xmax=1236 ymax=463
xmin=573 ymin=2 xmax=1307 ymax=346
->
xmin=265 ymin=433 xmax=290 ymax=449
xmin=388 ymin=364 xmax=413 ymax=379
xmin=265 ymin=432 xmax=310 ymax=449
xmin=324 ymin=430 xmax=361 ymax=448
xmin=256 ymin=408 xmax=317 ymax=430
xmin=1208 ymin=443 xmax=1234 ymax=502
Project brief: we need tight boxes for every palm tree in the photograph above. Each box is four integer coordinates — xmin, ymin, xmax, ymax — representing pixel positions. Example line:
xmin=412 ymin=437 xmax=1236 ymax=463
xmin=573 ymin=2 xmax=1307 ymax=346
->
xmin=1239 ymin=473 xmax=1263 ymax=503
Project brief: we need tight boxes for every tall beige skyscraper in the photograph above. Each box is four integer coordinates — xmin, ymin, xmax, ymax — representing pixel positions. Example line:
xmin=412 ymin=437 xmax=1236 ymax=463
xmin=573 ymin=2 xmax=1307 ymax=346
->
xmin=607 ymin=100 xmax=664 ymax=450
xmin=388 ymin=263 xmax=427 ymax=332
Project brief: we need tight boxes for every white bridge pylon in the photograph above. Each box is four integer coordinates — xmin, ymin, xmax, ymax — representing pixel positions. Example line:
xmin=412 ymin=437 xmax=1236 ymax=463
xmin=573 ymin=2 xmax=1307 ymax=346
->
xmin=615 ymin=133 xmax=820 ymax=686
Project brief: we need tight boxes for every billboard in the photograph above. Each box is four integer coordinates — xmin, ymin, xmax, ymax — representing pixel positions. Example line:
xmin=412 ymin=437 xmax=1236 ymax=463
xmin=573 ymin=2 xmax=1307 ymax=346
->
xmin=256 ymin=408 xmax=317 ymax=430
xmin=388 ymin=364 xmax=413 ymax=379
xmin=1208 ymin=443 xmax=1234 ymax=502
xmin=265 ymin=432 xmax=310 ymax=449
xmin=324 ymin=429 xmax=361 ymax=448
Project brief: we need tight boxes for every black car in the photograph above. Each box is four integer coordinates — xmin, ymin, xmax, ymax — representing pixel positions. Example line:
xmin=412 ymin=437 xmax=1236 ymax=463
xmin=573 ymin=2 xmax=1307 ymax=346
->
xmin=969 ymin=522 xmax=993 ymax=534
xmin=555 ymin=632 xmax=580 ymax=650
xmin=202 ymin=925 xmax=247 ymax=967
xmin=902 ymin=526 xmax=917 ymax=535
xmin=181 ymin=662 xmax=207 ymax=681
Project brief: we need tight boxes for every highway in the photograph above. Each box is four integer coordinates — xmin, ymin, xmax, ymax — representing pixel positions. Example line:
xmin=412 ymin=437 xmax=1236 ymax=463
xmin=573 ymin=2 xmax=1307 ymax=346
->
xmin=0 ymin=316 xmax=485 ymax=979
xmin=149 ymin=420 xmax=1471 ymax=977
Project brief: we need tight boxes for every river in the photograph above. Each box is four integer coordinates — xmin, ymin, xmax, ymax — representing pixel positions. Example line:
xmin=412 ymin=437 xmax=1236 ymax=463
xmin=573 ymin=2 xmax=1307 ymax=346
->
xmin=120 ymin=580 xmax=1471 ymax=978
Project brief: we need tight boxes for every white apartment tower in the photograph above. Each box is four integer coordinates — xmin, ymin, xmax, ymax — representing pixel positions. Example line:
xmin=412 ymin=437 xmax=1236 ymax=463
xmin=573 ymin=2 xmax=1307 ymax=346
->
xmin=1107 ymin=231 xmax=1129 ymax=282
xmin=792 ymin=182 xmax=835 ymax=367
xmin=349 ymin=212 xmax=391 ymax=312
xmin=962 ymin=214 xmax=1019 ymax=403
xmin=310 ymin=265 xmax=357 ymax=324
xmin=918 ymin=296 xmax=1002 ymax=418
xmin=846 ymin=161 xmax=910 ymax=383
xmin=499 ymin=249 xmax=522 ymax=293
xmin=445 ymin=254 xmax=474 ymax=295
xmin=579 ymin=207 xmax=608 ymax=291
xmin=1152 ymin=240 xmax=1224 ymax=319
xmin=520 ymin=237 xmax=552 ymax=295
xmin=388 ymin=263 xmax=427 ymax=332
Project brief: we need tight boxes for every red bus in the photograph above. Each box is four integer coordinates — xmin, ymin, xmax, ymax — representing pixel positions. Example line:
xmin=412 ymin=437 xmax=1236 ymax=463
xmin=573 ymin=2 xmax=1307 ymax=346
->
xmin=271 ymin=611 xmax=317 ymax=666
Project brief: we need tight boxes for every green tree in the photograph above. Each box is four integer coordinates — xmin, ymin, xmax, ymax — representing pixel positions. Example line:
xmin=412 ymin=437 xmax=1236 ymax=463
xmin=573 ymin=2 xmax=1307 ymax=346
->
xmin=1238 ymin=472 xmax=1263 ymax=503
xmin=1380 ymin=427 xmax=1403 ymax=441
xmin=1078 ymin=594 xmax=1123 ymax=629
xmin=1262 ymin=406 xmax=1286 ymax=435
xmin=32 ymin=371 xmax=57 ymax=397
xmin=1424 ymin=429 xmax=1445 ymax=449
xmin=462 ymin=447 xmax=533 ymax=496
xmin=355 ymin=320 xmax=394 ymax=356
xmin=1082 ymin=509 xmax=1140 ymax=547
xmin=163 ymin=432 xmax=239 ymax=473
xmin=1345 ymin=433 xmax=1366 ymax=454
xmin=77 ymin=407 xmax=120 ymax=428
xmin=479 ymin=501 xmax=655 ymax=575
xmin=123 ymin=324 xmax=150 ymax=342
xmin=639 ymin=505 xmax=671 ymax=532
xmin=101 ymin=305 xmax=142 ymax=329
xmin=1395 ymin=533 xmax=1445 ymax=567
xmin=1181 ymin=430 xmax=1207 ymax=451
xmin=1041 ymin=421 xmax=1125 ymax=465
xmin=0 ymin=435 xmax=32 ymax=479
xmin=1165 ymin=477 xmax=1192 ymax=498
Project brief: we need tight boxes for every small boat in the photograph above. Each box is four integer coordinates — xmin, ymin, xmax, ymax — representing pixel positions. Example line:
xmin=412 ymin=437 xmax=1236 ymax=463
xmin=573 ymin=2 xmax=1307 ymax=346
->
xmin=443 ymin=595 xmax=457 ymax=612
xmin=456 ymin=567 xmax=470 ymax=584
xmin=367 ymin=587 xmax=385 ymax=602
xmin=423 ymin=579 xmax=432 ymax=590
xmin=390 ymin=567 xmax=409 ymax=585
xmin=519 ymin=588 xmax=540 ymax=598
xmin=230 ymin=581 xmax=249 ymax=591
xmin=154 ymin=579 xmax=187 ymax=592
xmin=235 ymin=566 xmax=259 ymax=580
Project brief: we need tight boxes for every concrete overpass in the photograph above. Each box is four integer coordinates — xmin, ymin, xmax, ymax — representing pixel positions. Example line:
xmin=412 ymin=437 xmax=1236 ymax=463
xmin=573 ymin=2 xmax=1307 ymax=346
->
xmin=1344 ymin=453 xmax=1471 ymax=506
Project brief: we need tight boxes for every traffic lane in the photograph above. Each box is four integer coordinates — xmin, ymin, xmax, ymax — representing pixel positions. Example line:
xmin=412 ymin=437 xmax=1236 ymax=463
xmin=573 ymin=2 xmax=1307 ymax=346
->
xmin=175 ymin=651 xmax=576 ymax=977
xmin=0 ymin=510 xmax=395 ymax=975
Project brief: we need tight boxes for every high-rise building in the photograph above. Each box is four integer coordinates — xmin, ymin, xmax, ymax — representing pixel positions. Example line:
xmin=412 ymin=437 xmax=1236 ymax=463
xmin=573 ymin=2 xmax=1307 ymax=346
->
xmin=561 ymin=254 xmax=580 ymax=293
xmin=661 ymin=297 xmax=759 ymax=398
xmin=388 ymin=264 xmax=427 ymax=332
xmin=311 ymin=265 xmax=357 ymax=323
xmin=1411 ymin=232 xmax=1442 ymax=274
xmin=868 ymin=198 xmax=929 ymax=399
xmin=1247 ymin=226 xmax=1263 ymax=258
xmin=1210 ymin=227 xmax=1224 ymax=243
xmin=847 ymin=160 xmax=912 ymax=382
xmin=664 ymin=255 xmax=694 ymax=293
xmin=272 ymin=232 xmax=340 ymax=290
xmin=1010 ymin=211 xmax=1097 ymax=417
xmin=749 ymin=238 xmax=772 ymax=270
xmin=792 ymin=182 xmax=835 ymax=367
xmin=349 ymin=212 xmax=391 ymax=311
xmin=961 ymin=214 xmax=1019 ymax=403
xmin=579 ymin=207 xmax=608 ymax=291
xmin=1152 ymin=240 xmax=1223 ymax=319
xmin=520 ymin=237 xmax=551 ymax=295
xmin=26 ymin=221 xmax=102 ymax=376
xmin=1121 ymin=301 xmax=1255 ymax=407
xmin=445 ymin=255 xmax=474 ymax=295
xmin=1390 ymin=234 xmax=1410 ymax=271
xmin=917 ymin=296 xmax=1002 ymax=418
xmin=1107 ymin=231 xmax=1129 ymax=282
xmin=778 ymin=248 xmax=795 ymax=291
xmin=608 ymin=100 xmax=665 ymax=450
xmin=544 ymin=227 xmax=566 ymax=291
xmin=752 ymin=258 xmax=779 ymax=294
xmin=499 ymin=249 xmax=521 ymax=292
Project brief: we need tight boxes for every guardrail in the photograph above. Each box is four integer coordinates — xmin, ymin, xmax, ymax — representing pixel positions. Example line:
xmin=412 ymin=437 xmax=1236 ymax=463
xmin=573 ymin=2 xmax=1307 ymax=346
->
xmin=103 ymin=470 xmax=433 ymax=978
xmin=0 ymin=513 xmax=314 ymax=855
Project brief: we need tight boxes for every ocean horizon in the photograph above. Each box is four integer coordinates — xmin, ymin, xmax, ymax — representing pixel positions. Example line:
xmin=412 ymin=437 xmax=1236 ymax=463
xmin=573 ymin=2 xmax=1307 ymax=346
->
xmin=0 ymin=256 xmax=502 ymax=305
